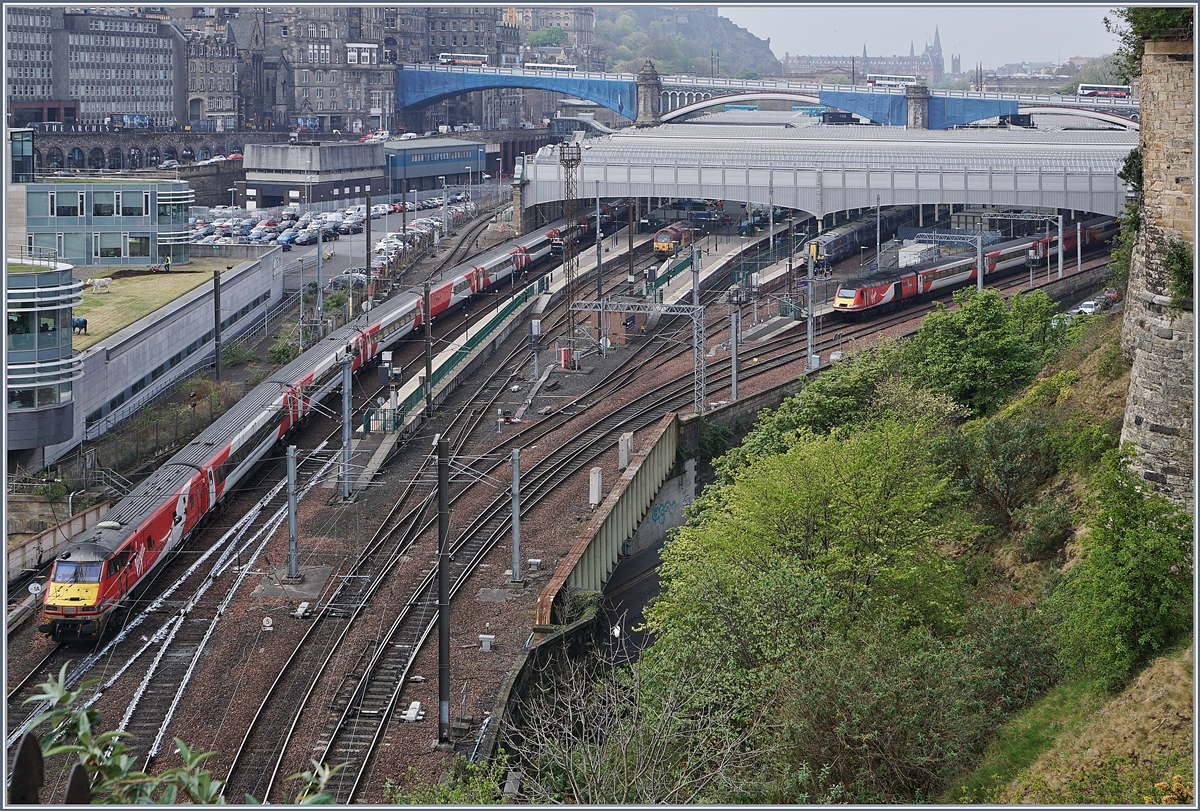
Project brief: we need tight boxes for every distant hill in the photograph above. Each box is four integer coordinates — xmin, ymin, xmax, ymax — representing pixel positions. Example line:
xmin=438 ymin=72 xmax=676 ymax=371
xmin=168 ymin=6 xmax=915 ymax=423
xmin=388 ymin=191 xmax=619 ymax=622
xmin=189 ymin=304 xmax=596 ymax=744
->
xmin=596 ymin=6 xmax=781 ymax=78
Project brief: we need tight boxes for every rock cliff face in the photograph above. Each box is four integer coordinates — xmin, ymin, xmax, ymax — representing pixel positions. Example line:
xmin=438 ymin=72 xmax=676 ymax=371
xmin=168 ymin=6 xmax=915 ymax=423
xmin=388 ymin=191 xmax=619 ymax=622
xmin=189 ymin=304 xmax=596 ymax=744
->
xmin=1119 ymin=37 xmax=1194 ymax=511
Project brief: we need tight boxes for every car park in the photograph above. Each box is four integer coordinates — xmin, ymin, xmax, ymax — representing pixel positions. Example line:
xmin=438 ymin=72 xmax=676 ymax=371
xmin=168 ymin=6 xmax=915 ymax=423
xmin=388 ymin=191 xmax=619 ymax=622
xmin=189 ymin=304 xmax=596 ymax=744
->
xmin=371 ymin=204 xmax=391 ymax=219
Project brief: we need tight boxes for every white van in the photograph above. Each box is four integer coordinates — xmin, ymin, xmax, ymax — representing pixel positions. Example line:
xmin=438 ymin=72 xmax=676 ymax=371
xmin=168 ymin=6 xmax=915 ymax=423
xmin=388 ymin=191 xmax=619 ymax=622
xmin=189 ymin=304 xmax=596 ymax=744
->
xmin=399 ymin=132 xmax=418 ymax=140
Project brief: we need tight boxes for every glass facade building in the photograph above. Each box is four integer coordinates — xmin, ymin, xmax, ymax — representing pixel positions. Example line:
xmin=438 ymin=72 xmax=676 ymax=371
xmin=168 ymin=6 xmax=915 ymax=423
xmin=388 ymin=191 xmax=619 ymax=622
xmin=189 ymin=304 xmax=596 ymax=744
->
xmin=23 ymin=179 xmax=193 ymax=266
xmin=6 ymin=247 xmax=84 ymax=456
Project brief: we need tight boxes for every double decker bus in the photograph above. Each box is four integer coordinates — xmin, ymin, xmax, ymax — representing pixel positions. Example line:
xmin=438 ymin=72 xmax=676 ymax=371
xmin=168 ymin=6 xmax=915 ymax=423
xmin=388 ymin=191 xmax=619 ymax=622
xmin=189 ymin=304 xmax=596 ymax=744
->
xmin=865 ymin=74 xmax=918 ymax=88
xmin=1076 ymin=83 xmax=1131 ymax=98
xmin=438 ymin=53 xmax=488 ymax=66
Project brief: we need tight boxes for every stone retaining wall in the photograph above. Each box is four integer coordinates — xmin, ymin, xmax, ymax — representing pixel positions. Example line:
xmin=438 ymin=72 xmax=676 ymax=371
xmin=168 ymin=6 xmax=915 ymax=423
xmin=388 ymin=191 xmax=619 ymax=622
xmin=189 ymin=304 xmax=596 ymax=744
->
xmin=1119 ymin=36 xmax=1194 ymax=511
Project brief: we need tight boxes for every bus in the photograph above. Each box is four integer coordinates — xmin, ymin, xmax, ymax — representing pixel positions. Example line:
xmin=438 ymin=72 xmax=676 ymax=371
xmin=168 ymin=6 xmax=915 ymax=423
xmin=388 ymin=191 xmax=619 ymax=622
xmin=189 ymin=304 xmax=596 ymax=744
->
xmin=438 ymin=53 xmax=488 ymax=66
xmin=865 ymin=74 xmax=918 ymax=88
xmin=523 ymin=63 xmax=577 ymax=72
xmin=724 ymin=104 xmax=759 ymax=111
xmin=1077 ymin=83 xmax=1131 ymax=98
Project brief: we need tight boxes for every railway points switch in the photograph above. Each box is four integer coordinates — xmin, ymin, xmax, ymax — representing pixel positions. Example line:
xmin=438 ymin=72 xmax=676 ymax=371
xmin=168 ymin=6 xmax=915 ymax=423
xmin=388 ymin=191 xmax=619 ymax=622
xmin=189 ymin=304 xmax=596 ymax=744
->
xmin=528 ymin=559 xmax=541 ymax=571
xmin=400 ymin=701 xmax=424 ymax=722
xmin=479 ymin=634 xmax=496 ymax=652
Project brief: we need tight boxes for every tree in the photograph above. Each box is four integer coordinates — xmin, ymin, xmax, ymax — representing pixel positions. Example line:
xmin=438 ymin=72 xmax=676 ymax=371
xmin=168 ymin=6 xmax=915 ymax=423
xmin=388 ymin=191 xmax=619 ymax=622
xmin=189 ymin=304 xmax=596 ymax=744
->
xmin=904 ymin=288 xmax=1044 ymax=416
xmin=527 ymin=27 xmax=568 ymax=47
xmin=507 ymin=646 xmax=775 ymax=804
xmin=939 ymin=416 xmax=1058 ymax=533
xmin=1050 ymin=448 xmax=1194 ymax=690
xmin=1104 ymin=7 xmax=1195 ymax=82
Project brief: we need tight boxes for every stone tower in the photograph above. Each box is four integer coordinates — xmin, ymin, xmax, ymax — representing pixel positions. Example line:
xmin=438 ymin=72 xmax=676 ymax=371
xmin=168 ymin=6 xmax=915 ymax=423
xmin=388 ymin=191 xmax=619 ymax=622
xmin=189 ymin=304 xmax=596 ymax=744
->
xmin=635 ymin=59 xmax=661 ymax=127
xmin=1119 ymin=35 xmax=1194 ymax=511
xmin=905 ymin=81 xmax=930 ymax=129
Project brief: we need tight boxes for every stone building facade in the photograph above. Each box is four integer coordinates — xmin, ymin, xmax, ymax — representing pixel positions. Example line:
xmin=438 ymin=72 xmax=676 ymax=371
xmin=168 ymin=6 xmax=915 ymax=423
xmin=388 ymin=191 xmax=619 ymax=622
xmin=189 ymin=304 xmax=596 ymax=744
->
xmin=1119 ymin=36 xmax=1194 ymax=511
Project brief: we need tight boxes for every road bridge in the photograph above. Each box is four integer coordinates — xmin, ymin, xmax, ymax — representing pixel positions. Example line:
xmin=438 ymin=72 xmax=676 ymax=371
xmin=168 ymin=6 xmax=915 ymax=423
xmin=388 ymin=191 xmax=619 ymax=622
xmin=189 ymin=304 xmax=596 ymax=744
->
xmin=516 ymin=122 xmax=1137 ymax=220
xmin=397 ymin=63 xmax=1141 ymax=129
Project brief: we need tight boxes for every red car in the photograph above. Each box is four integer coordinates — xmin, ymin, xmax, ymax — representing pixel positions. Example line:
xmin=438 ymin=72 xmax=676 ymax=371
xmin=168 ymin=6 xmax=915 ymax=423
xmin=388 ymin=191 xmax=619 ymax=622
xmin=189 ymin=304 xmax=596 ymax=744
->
xmin=1103 ymin=287 xmax=1122 ymax=303
xmin=226 ymin=152 xmax=243 ymax=160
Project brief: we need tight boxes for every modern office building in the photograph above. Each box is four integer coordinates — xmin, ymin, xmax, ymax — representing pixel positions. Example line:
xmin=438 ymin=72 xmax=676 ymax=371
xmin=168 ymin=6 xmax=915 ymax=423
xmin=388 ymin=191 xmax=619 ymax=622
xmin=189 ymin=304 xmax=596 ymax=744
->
xmin=21 ymin=178 xmax=193 ymax=267
xmin=6 ymin=247 xmax=84 ymax=471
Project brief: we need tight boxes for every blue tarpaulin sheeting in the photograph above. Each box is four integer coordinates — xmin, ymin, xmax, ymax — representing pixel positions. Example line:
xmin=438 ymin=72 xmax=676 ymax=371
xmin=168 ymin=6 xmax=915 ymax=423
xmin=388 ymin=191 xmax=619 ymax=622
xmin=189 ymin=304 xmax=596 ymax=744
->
xmin=819 ymin=91 xmax=907 ymax=126
xmin=928 ymin=96 xmax=1020 ymax=129
xmin=398 ymin=69 xmax=638 ymax=119
xmin=820 ymin=90 xmax=1021 ymax=129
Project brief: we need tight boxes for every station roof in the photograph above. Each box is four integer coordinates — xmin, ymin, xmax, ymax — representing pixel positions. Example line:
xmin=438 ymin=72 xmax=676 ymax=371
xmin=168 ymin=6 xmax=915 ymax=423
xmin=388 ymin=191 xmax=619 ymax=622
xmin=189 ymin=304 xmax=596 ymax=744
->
xmin=530 ymin=121 xmax=1137 ymax=174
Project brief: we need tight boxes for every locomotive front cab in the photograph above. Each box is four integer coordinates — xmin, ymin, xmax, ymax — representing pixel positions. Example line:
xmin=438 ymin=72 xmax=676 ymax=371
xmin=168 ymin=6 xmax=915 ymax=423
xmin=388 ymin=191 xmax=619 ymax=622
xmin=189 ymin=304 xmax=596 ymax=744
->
xmin=833 ymin=285 xmax=863 ymax=310
xmin=39 ymin=548 xmax=108 ymax=638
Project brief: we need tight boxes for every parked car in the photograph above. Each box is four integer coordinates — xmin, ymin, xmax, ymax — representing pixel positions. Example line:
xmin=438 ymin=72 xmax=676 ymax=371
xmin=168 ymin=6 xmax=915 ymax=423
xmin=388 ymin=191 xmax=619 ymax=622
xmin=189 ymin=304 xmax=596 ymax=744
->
xmin=157 ymin=159 xmax=180 ymax=169
xmin=1078 ymin=300 xmax=1098 ymax=315
xmin=370 ymin=204 xmax=390 ymax=219
xmin=226 ymin=152 xmax=243 ymax=160
xmin=1102 ymin=287 xmax=1122 ymax=304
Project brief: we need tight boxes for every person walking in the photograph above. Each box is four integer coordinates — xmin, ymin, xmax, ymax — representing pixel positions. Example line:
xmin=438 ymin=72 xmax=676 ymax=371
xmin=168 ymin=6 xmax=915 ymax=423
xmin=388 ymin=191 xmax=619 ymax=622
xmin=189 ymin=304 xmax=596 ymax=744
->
xmin=164 ymin=255 xmax=171 ymax=272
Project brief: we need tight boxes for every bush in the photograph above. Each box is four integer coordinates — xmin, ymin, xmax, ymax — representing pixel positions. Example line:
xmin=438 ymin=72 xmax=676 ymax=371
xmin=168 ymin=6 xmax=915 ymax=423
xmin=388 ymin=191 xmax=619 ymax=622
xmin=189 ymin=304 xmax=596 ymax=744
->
xmin=267 ymin=336 xmax=300 ymax=365
xmin=1095 ymin=339 xmax=1129 ymax=381
xmin=1159 ymin=235 xmax=1194 ymax=303
xmin=1050 ymin=449 xmax=1193 ymax=691
xmin=1018 ymin=495 xmax=1074 ymax=559
xmin=940 ymin=416 xmax=1058 ymax=534
xmin=221 ymin=341 xmax=260 ymax=367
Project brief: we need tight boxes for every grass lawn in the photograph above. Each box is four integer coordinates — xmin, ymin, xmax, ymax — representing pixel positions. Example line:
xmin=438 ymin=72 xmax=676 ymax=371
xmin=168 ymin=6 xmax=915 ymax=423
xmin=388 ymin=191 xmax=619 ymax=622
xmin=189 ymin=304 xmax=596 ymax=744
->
xmin=71 ymin=257 xmax=241 ymax=351
xmin=945 ymin=679 xmax=1109 ymax=803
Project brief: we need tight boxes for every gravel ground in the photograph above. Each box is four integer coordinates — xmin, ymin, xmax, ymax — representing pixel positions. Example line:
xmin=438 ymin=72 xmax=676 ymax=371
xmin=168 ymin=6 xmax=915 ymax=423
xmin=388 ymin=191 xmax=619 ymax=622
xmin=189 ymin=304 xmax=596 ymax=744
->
xmin=11 ymin=220 xmax=884 ymax=803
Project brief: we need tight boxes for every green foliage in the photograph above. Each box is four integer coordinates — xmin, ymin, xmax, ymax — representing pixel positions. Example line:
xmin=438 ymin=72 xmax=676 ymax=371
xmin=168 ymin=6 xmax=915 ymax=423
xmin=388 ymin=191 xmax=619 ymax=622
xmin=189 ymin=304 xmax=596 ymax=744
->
xmin=695 ymin=417 xmax=731 ymax=460
xmin=384 ymin=756 xmax=505 ymax=804
xmin=267 ymin=336 xmax=300 ymax=365
xmin=1095 ymin=337 xmax=1130 ymax=380
xmin=303 ymin=281 xmax=318 ymax=303
xmin=528 ymin=27 xmax=568 ymax=47
xmin=1014 ymin=752 xmax=1194 ymax=804
xmin=904 ymin=288 xmax=1047 ymax=416
xmin=1119 ymin=145 xmax=1143 ymax=195
xmin=939 ymin=416 xmax=1058 ymax=533
xmin=247 ymin=369 xmax=266 ymax=386
xmin=221 ymin=341 xmax=259 ymax=367
xmin=1107 ymin=200 xmax=1139 ymax=290
xmin=1158 ymin=234 xmax=1194 ymax=302
xmin=714 ymin=340 xmax=907 ymax=479
xmin=33 ymin=478 xmax=67 ymax=500
xmin=1049 ymin=448 xmax=1194 ymax=691
xmin=24 ymin=666 xmax=340 ymax=803
xmin=735 ymin=69 xmax=761 ymax=80
xmin=324 ymin=290 xmax=349 ymax=312
xmin=771 ymin=601 xmax=1061 ymax=803
xmin=1104 ymin=7 xmax=1195 ymax=82
xmin=1018 ymin=494 xmax=1075 ymax=559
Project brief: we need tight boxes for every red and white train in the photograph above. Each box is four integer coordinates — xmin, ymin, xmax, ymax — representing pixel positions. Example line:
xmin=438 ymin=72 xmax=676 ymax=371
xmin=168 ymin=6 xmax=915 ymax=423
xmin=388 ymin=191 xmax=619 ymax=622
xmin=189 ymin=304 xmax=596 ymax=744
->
xmin=831 ymin=215 xmax=1119 ymax=315
xmin=39 ymin=215 xmax=596 ymax=638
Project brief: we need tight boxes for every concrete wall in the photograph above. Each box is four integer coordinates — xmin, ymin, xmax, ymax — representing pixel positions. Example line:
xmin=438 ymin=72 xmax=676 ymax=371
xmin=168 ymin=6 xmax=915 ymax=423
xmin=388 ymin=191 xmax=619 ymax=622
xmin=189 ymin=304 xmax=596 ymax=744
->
xmin=43 ymin=250 xmax=289 ymax=464
xmin=8 ymin=501 xmax=109 ymax=583
xmin=1120 ymin=36 xmax=1194 ymax=511
xmin=629 ymin=458 xmax=694 ymax=555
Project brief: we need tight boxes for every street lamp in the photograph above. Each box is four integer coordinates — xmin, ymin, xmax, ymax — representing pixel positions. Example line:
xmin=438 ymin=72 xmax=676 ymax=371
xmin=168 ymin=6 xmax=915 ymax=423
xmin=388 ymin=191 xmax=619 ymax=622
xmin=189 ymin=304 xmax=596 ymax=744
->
xmin=464 ymin=164 xmax=472 ymax=193
xmin=227 ymin=187 xmax=237 ymax=208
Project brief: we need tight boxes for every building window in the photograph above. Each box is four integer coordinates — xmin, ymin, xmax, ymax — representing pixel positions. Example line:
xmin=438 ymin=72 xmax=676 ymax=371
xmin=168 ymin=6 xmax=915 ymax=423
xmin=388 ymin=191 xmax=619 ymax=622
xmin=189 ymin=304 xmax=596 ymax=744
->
xmin=308 ymin=23 xmax=316 ymax=37
xmin=92 ymin=191 xmax=115 ymax=217
xmin=316 ymin=71 xmax=324 ymax=84
xmin=128 ymin=235 xmax=150 ymax=256
xmin=320 ymin=24 xmax=328 ymax=38
xmin=281 ymin=26 xmax=288 ymax=37
xmin=302 ymin=70 xmax=310 ymax=83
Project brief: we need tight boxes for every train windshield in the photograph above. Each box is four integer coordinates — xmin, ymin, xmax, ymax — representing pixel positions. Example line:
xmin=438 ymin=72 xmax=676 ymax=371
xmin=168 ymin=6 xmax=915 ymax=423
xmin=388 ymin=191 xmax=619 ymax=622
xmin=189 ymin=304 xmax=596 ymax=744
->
xmin=654 ymin=229 xmax=673 ymax=242
xmin=52 ymin=561 xmax=103 ymax=583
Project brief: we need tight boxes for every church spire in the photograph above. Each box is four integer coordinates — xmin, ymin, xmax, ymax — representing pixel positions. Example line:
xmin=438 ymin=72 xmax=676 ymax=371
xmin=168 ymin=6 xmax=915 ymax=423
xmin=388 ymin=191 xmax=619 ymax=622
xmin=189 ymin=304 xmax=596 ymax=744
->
xmin=933 ymin=25 xmax=942 ymax=54
xmin=910 ymin=41 xmax=915 ymax=58
xmin=863 ymin=44 xmax=867 ymax=60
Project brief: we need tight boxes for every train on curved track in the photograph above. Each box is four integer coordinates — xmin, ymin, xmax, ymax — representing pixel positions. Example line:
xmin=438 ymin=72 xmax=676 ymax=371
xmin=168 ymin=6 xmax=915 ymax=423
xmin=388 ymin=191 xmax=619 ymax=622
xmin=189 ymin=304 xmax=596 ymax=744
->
xmin=39 ymin=213 xmax=602 ymax=639
xmin=831 ymin=215 xmax=1119 ymax=315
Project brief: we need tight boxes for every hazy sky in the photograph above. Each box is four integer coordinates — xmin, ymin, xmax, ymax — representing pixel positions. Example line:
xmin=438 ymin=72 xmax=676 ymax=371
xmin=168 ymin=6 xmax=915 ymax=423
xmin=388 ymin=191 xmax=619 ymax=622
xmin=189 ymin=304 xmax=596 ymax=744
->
xmin=720 ymin=5 xmax=1124 ymax=70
